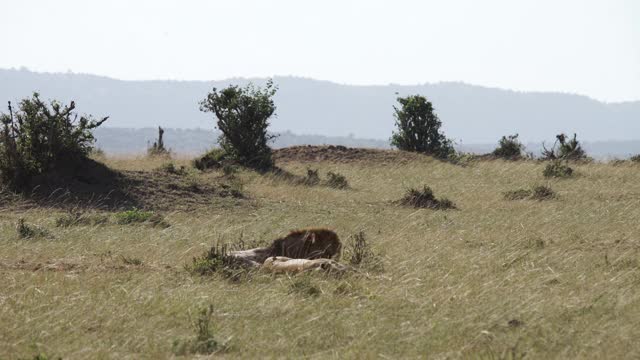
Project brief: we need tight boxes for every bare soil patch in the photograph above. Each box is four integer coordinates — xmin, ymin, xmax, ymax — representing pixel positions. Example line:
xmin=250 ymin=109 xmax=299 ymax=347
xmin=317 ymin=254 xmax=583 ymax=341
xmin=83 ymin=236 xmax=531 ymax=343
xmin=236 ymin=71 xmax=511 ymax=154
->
xmin=0 ymin=158 xmax=242 ymax=211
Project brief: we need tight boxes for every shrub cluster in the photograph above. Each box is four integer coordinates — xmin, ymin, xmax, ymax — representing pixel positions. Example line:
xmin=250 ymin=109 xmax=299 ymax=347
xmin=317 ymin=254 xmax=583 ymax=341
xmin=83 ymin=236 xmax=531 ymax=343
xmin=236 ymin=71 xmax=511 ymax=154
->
xmin=542 ymin=133 xmax=587 ymax=160
xmin=53 ymin=209 xmax=168 ymax=227
xmin=504 ymin=185 xmax=556 ymax=201
xmin=302 ymin=168 xmax=350 ymax=189
xmin=159 ymin=162 xmax=187 ymax=175
xmin=303 ymin=168 xmax=320 ymax=186
xmin=0 ymin=93 xmax=108 ymax=190
xmin=219 ymin=177 xmax=245 ymax=199
xmin=532 ymin=185 xmax=555 ymax=200
xmin=193 ymin=148 xmax=227 ymax=171
xmin=272 ymin=167 xmax=350 ymax=189
xmin=55 ymin=211 xmax=109 ymax=227
xmin=15 ymin=218 xmax=51 ymax=239
xmin=398 ymin=186 xmax=456 ymax=210
xmin=543 ymin=161 xmax=574 ymax=178
xmin=114 ymin=209 xmax=169 ymax=227
xmin=186 ymin=244 xmax=251 ymax=281
xmin=492 ymin=134 xmax=525 ymax=159
xmin=326 ymin=171 xmax=349 ymax=189
xmin=344 ymin=231 xmax=384 ymax=272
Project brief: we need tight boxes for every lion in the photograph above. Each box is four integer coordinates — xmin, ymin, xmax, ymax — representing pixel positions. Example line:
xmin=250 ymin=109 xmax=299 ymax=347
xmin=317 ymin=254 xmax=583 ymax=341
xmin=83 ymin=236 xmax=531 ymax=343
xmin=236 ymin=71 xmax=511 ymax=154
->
xmin=228 ymin=228 xmax=342 ymax=266
xmin=227 ymin=247 xmax=272 ymax=267
xmin=262 ymin=256 xmax=348 ymax=274
xmin=268 ymin=228 xmax=342 ymax=260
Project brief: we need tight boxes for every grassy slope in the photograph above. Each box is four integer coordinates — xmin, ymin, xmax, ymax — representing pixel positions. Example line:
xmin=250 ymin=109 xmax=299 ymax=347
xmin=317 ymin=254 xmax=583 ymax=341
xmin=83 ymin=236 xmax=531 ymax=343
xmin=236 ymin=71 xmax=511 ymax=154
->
xmin=1 ymin=157 xmax=640 ymax=359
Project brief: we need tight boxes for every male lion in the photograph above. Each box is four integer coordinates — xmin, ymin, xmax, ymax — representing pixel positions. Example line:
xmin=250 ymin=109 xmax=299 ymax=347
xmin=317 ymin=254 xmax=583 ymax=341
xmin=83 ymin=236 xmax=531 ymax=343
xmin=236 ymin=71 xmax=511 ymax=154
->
xmin=228 ymin=228 xmax=342 ymax=266
xmin=268 ymin=228 xmax=342 ymax=260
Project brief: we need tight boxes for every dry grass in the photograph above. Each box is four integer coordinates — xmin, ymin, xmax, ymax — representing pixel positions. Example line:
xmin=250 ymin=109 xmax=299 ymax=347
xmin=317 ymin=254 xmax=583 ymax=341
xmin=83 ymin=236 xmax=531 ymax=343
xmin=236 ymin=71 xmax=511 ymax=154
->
xmin=2 ymin=156 xmax=640 ymax=359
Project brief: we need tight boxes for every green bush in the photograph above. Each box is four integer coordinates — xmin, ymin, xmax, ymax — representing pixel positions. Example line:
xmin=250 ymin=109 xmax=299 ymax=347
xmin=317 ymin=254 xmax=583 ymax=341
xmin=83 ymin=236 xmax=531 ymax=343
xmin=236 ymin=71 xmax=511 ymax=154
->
xmin=326 ymin=171 xmax=349 ymax=189
xmin=398 ymin=186 xmax=456 ymax=210
xmin=542 ymin=133 xmax=587 ymax=160
xmin=0 ymin=93 xmax=108 ymax=190
xmin=492 ymin=134 xmax=525 ymax=159
xmin=390 ymin=95 xmax=454 ymax=159
xmin=16 ymin=218 xmax=36 ymax=238
xmin=16 ymin=218 xmax=50 ymax=239
xmin=630 ymin=155 xmax=640 ymax=163
xmin=193 ymin=148 xmax=226 ymax=171
xmin=200 ymin=81 xmax=277 ymax=170
xmin=543 ymin=161 xmax=574 ymax=178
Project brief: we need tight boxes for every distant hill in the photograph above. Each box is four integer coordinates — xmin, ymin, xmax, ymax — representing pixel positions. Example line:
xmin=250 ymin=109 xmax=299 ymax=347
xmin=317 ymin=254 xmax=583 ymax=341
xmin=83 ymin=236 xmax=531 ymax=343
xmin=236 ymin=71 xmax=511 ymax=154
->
xmin=93 ymin=127 xmax=640 ymax=160
xmin=1 ymin=68 xmax=639 ymax=146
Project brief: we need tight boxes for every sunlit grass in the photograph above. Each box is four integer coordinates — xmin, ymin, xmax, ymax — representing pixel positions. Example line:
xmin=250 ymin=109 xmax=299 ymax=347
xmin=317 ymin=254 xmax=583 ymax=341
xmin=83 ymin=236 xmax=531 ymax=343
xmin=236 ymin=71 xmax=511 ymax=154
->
xmin=1 ymin=157 xmax=639 ymax=358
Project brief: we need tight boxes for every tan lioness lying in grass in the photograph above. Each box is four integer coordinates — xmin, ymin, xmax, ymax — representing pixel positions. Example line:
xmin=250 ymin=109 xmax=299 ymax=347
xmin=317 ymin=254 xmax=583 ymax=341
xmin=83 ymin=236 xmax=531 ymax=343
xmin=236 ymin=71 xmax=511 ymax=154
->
xmin=262 ymin=256 xmax=348 ymax=274
xmin=229 ymin=228 xmax=342 ymax=266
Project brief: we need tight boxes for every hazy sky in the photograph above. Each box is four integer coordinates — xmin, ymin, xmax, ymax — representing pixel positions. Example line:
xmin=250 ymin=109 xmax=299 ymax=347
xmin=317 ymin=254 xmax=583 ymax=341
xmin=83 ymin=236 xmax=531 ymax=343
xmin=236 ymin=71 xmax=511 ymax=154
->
xmin=1 ymin=0 xmax=638 ymax=102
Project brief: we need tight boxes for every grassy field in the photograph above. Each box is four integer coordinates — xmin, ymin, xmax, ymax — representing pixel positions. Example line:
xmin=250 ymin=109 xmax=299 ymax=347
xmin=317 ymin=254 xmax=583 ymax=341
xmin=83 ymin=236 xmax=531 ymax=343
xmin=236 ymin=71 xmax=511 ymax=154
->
xmin=1 ymin=153 xmax=640 ymax=359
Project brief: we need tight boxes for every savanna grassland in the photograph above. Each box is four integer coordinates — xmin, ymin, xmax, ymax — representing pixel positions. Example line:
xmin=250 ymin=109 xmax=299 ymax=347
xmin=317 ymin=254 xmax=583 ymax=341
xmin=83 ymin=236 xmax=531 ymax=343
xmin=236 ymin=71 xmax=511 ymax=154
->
xmin=1 ymin=149 xmax=640 ymax=359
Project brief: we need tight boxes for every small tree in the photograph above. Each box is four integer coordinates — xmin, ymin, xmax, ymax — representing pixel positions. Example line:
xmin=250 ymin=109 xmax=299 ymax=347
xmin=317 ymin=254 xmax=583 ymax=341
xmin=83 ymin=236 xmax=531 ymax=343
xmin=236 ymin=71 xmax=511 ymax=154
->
xmin=390 ymin=95 xmax=454 ymax=158
xmin=492 ymin=134 xmax=525 ymax=159
xmin=542 ymin=133 xmax=587 ymax=160
xmin=199 ymin=80 xmax=277 ymax=170
xmin=0 ymin=93 xmax=107 ymax=189
xmin=148 ymin=126 xmax=170 ymax=157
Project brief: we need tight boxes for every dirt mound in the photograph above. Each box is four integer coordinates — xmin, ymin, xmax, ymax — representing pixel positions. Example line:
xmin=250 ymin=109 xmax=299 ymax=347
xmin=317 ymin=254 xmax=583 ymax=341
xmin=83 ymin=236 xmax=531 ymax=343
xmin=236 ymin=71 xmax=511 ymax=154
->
xmin=273 ymin=145 xmax=427 ymax=164
xmin=4 ymin=158 xmax=241 ymax=211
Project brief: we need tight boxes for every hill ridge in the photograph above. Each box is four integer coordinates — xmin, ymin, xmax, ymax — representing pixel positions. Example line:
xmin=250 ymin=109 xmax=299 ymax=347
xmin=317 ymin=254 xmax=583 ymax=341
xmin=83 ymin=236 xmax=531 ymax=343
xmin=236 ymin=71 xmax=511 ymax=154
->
xmin=1 ymin=68 xmax=639 ymax=143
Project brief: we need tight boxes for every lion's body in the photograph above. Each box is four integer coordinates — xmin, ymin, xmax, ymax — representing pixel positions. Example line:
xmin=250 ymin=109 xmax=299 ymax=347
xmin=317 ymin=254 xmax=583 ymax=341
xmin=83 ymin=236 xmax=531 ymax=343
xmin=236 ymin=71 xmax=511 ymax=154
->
xmin=228 ymin=247 xmax=271 ymax=267
xmin=268 ymin=228 xmax=342 ymax=260
xmin=262 ymin=256 xmax=348 ymax=274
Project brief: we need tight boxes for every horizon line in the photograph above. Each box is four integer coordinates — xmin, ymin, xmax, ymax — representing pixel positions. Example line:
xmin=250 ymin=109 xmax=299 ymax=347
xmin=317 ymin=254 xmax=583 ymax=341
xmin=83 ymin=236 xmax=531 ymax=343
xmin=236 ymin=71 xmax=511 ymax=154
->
xmin=93 ymin=126 xmax=640 ymax=145
xmin=3 ymin=67 xmax=637 ymax=105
